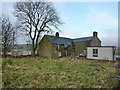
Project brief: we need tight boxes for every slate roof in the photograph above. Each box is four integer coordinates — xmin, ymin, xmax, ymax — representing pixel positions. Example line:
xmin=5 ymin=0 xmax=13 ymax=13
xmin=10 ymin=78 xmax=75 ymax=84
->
xmin=73 ymin=37 xmax=93 ymax=42
xmin=46 ymin=35 xmax=93 ymax=45
xmin=47 ymin=35 xmax=73 ymax=45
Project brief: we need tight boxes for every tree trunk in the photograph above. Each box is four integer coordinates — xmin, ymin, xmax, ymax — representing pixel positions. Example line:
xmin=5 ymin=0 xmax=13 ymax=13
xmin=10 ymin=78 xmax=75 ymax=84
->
xmin=31 ymin=42 xmax=35 ymax=56
xmin=3 ymin=50 xmax=7 ymax=57
xmin=2 ymin=45 xmax=7 ymax=57
xmin=31 ymin=48 xmax=35 ymax=56
xmin=31 ymin=40 xmax=37 ymax=56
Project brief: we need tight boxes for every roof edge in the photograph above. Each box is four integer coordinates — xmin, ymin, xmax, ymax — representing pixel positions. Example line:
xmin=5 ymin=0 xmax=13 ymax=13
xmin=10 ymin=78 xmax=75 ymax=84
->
xmin=72 ymin=36 xmax=93 ymax=40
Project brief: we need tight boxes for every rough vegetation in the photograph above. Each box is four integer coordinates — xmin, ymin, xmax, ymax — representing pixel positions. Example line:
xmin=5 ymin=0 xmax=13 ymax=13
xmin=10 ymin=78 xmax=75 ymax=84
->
xmin=2 ymin=58 xmax=118 ymax=88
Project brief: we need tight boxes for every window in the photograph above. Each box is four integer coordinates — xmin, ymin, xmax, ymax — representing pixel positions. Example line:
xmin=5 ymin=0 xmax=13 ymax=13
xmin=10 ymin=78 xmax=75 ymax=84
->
xmin=93 ymin=49 xmax=98 ymax=57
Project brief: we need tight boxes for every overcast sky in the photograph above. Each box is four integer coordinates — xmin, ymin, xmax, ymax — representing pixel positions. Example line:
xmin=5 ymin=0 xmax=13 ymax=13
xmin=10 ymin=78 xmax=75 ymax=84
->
xmin=1 ymin=0 xmax=119 ymax=46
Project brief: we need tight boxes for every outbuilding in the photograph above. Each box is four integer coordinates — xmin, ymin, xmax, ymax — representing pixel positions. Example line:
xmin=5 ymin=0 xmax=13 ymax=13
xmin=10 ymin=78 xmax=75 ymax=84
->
xmin=86 ymin=46 xmax=116 ymax=61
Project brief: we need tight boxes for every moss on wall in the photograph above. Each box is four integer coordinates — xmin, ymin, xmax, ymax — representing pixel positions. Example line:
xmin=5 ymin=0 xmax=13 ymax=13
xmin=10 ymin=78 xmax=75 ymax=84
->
xmin=74 ymin=41 xmax=90 ymax=56
xmin=51 ymin=44 xmax=59 ymax=59
xmin=37 ymin=36 xmax=52 ymax=59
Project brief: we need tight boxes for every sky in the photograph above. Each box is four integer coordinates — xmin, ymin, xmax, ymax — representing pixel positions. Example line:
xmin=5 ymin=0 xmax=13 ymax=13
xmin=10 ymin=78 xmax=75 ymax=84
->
xmin=1 ymin=0 xmax=119 ymax=46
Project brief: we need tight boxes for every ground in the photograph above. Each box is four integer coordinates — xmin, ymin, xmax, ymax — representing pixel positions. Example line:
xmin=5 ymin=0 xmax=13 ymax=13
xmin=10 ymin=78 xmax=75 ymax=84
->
xmin=1 ymin=57 xmax=119 ymax=88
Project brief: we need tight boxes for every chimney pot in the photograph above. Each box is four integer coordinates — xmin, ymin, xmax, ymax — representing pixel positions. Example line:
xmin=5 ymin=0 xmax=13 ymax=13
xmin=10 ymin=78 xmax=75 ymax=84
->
xmin=93 ymin=31 xmax=98 ymax=37
xmin=55 ymin=32 xmax=59 ymax=37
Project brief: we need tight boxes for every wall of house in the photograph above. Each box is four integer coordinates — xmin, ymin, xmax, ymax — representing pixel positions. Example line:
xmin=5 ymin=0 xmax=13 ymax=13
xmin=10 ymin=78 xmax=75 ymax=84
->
xmin=51 ymin=44 xmax=74 ymax=58
xmin=66 ymin=45 xmax=74 ymax=56
xmin=74 ymin=41 xmax=90 ymax=56
xmin=74 ymin=37 xmax=101 ymax=56
xmin=87 ymin=47 xmax=115 ymax=61
xmin=51 ymin=44 xmax=59 ymax=59
xmin=90 ymin=37 xmax=101 ymax=46
xmin=37 ymin=36 xmax=52 ymax=59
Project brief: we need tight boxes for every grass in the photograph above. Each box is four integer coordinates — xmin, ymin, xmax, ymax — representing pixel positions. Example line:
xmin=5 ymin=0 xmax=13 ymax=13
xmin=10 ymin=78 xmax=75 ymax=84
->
xmin=1 ymin=58 xmax=118 ymax=88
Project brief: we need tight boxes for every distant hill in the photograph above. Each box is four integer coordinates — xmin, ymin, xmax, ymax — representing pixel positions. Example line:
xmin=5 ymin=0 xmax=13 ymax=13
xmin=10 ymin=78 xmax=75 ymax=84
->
xmin=13 ymin=44 xmax=31 ymax=50
xmin=0 ymin=44 xmax=31 ymax=51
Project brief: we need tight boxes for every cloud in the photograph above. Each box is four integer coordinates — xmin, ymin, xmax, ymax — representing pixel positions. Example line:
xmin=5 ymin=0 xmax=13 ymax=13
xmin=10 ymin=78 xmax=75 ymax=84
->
xmin=101 ymin=34 xmax=118 ymax=46
xmin=82 ymin=8 xmax=118 ymax=46
xmin=2 ymin=2 xmax=17 ymax=24
xmin=83 ymin=8 xmax=117 ymax=28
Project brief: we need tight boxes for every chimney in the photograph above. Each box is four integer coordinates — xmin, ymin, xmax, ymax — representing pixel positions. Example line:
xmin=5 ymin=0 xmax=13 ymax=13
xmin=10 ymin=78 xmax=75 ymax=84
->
xmin=93 ymin=31 xmax=98 ymax=37
xmin=55 ymin=32 xmax=59 ymax=38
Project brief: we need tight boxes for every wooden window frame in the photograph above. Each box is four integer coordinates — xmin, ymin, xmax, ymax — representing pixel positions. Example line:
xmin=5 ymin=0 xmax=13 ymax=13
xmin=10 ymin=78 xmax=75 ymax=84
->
xmin=93 ymin=49 xmax=98 ymax=57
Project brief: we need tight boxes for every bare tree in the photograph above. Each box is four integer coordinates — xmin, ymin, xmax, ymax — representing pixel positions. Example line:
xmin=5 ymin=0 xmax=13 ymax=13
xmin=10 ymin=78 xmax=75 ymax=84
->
xmin=0 ymin=16 xmax=15 ymax=57
xmin=13 ymin=1 xmax=62 ymax=56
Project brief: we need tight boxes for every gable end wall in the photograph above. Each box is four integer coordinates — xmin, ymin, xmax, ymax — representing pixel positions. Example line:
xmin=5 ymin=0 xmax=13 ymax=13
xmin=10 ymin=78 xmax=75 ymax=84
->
xmin=37 ymin=36 xmax=52 ymax=59
xmin=90 ymin=37 xmax=101 ymax=46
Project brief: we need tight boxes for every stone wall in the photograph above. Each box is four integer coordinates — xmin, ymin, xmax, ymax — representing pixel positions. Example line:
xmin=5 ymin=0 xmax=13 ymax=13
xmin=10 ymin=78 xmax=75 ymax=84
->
xmin=90 ymin=37 xmax=101 ymax=46
xmin=74 ymin=41 xmax=90 ymax=56
xmin=51 ymin=44 xmax=74 ymax=58
xmin=37 ymin=36 xmax=52 ymax=59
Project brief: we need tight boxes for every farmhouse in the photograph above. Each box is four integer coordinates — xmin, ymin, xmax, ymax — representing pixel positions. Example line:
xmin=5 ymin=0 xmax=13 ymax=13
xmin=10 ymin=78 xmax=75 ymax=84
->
xmin=37 ymin=31 xmax=101 ymax=59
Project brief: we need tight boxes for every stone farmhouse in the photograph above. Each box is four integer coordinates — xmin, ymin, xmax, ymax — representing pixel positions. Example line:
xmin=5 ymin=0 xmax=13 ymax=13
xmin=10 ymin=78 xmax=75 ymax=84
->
xmin=37 ymin=31 xmax=101 ymax=59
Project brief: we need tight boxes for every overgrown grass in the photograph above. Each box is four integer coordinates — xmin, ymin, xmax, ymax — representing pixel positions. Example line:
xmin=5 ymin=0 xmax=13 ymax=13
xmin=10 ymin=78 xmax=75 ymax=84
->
xmin=2 ymin=58 xmax=118 ymax=88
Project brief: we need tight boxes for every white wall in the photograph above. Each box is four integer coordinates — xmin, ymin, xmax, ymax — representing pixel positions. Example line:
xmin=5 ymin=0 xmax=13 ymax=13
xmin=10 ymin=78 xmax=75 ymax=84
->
xmin=87 ymin=47 xmax=115 ymax=61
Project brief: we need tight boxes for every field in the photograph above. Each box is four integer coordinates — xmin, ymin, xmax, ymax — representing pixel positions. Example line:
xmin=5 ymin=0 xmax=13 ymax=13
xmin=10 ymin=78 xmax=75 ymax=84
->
xmin=1 ymin=58 xmax=118 ymax=88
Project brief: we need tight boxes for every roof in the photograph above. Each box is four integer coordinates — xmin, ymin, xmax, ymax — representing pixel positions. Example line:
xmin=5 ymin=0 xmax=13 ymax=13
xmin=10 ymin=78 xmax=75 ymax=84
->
xmin=87 ymin=46 xmax=116 ymax=48
xmin=72 ymin=37 xmax=93 ymax=42
xmin=47 ymin=35 xmax=73 ymax=45
xmin=46 ymin=35 xmax=93 ymax=45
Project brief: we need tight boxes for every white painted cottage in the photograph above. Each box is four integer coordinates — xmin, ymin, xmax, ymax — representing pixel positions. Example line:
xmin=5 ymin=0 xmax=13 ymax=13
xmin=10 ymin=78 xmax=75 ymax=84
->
xmin=87 ymin=46 xmax=116 ymax=61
